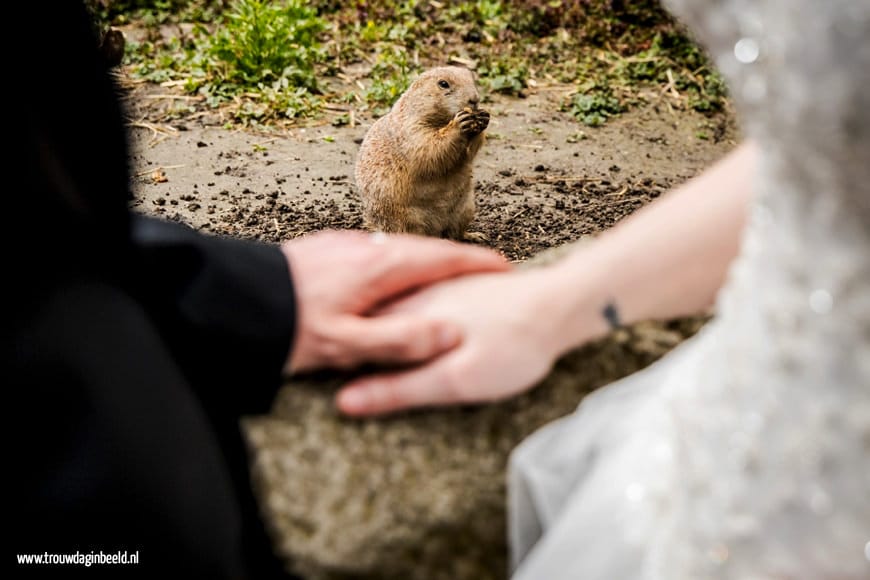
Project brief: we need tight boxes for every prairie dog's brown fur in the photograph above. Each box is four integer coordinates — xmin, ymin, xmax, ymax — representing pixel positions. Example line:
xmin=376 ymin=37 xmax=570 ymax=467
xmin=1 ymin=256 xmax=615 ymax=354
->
xmin=354 ymin=66 xmax=490 ymax=239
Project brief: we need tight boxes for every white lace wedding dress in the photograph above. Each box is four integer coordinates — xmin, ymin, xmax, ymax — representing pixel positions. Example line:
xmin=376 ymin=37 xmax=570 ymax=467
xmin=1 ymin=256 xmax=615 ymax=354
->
xmin=507 ymin=0 xmax=870 ymax=577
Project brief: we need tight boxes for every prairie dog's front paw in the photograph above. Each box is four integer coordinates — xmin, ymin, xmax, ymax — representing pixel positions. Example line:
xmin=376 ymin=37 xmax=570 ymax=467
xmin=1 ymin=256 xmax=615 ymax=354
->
xmin=457 ymin=108 xmax=490 ymax=136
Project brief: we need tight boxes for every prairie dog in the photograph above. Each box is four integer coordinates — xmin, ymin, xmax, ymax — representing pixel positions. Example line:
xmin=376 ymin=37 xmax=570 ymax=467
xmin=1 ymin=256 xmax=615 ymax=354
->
xmin=354 ymin=66 xmax=490 ymax=240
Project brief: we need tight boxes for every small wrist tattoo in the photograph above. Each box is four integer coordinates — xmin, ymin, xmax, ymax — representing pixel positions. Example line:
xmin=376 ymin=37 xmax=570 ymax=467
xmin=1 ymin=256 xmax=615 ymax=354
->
xmin=602 ymin=301 xmax=621 ymax=330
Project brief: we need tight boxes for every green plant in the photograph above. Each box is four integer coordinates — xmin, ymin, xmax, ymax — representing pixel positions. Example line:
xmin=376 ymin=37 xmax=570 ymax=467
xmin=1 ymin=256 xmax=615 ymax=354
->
xmin=364 ymin=48 xmax=418 ymax=112
xmin=478 ymin=58 xmax=528 ymax=95
xmin=111 ymin=0 xmax=730 ymax=127
xmin=565 ymin=90 xmax=623 ymax=126
xmin=88 ymin=0 xmax=225 ymax=27
xmin=685 ymin=69 xmax=727 ymax=113
xmin=612 ymin=31 xmax=728 ymax=114
xmin=122 ymin=0 xmax=330 ymax=123
xmin=207 ymin=0 xmax=326 ymax=89
xmin=446 ymin=0 xmax=506 ymax=37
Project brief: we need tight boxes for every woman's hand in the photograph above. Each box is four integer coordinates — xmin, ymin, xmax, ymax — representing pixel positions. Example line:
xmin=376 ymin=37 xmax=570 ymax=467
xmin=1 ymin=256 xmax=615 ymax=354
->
xmin=336 ymin=267 xmax=599 ymax=416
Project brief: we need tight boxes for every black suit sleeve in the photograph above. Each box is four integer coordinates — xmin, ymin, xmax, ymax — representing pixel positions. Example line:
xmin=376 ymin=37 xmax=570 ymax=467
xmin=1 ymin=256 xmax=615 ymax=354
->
xmin=130 ymin=216 xmax=297 ymax=416
xmin=9 ymin=3 xmax=297 ymax=576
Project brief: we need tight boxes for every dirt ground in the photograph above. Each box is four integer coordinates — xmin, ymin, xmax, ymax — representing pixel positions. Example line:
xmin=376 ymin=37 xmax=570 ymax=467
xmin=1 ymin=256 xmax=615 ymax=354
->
xmin=129 ymin=88 xmax=738 ymax=259
xmin=127 ymin=82 xmax=739 ymax=579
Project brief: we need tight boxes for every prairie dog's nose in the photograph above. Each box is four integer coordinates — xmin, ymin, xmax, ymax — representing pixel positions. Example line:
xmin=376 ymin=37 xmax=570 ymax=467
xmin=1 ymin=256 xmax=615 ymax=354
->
xmin=468 ymin=96 xmax=480 ymax=110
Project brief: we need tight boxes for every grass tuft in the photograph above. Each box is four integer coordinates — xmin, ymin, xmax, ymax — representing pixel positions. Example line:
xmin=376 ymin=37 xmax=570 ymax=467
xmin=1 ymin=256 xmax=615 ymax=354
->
xmin=104 ymin=0 xmax=730 ymax=127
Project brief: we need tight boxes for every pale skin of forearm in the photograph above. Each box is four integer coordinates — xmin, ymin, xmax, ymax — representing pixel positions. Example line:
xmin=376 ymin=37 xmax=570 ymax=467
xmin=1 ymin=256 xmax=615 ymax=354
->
xmin=546 ymin=140 xmax=757 ymax=352
xmin=338 ymin=141 xmax=757 ymax=415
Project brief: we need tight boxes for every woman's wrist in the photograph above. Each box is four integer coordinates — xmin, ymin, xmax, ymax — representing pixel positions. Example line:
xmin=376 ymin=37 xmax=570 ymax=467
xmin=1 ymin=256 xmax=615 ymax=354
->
xmin=532 ymin=252 xmax=614 ymax=358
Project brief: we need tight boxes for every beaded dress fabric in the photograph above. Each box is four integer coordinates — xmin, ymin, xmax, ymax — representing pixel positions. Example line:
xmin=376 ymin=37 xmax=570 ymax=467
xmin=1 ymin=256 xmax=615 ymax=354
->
xmin=508 ymin=0 xmax=870 ymax=577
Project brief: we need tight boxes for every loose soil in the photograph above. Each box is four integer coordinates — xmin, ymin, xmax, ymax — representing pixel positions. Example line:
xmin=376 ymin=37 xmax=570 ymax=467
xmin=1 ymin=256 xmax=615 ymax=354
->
xmin=127 ymin=82 xmax=739 ymax=580
xmin=130 ymin=88 xmax=738 ymax=260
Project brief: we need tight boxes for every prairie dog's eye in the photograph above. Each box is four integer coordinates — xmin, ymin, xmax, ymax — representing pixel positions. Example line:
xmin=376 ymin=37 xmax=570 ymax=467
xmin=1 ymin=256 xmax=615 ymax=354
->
xmin=437 ymin=80 xmax=450 ymax=89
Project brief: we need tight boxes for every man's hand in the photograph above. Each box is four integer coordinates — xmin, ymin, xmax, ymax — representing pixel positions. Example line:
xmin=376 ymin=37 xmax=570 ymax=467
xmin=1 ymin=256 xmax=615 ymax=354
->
xmin=281 ymin=230 xmax=511 ymax=374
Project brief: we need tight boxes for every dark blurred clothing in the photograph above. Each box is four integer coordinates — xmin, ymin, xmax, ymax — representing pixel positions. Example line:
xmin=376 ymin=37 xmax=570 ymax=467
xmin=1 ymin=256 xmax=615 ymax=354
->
xmin=8 ymin=3 xmax=296 ymax=577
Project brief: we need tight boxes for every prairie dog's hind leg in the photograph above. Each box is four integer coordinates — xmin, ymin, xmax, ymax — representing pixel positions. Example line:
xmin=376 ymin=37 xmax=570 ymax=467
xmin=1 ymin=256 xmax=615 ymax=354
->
xmin=368 ymin=207 xmax=436 ymax=237
xmin=445 ymin=196 xmax=488 ymax=242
